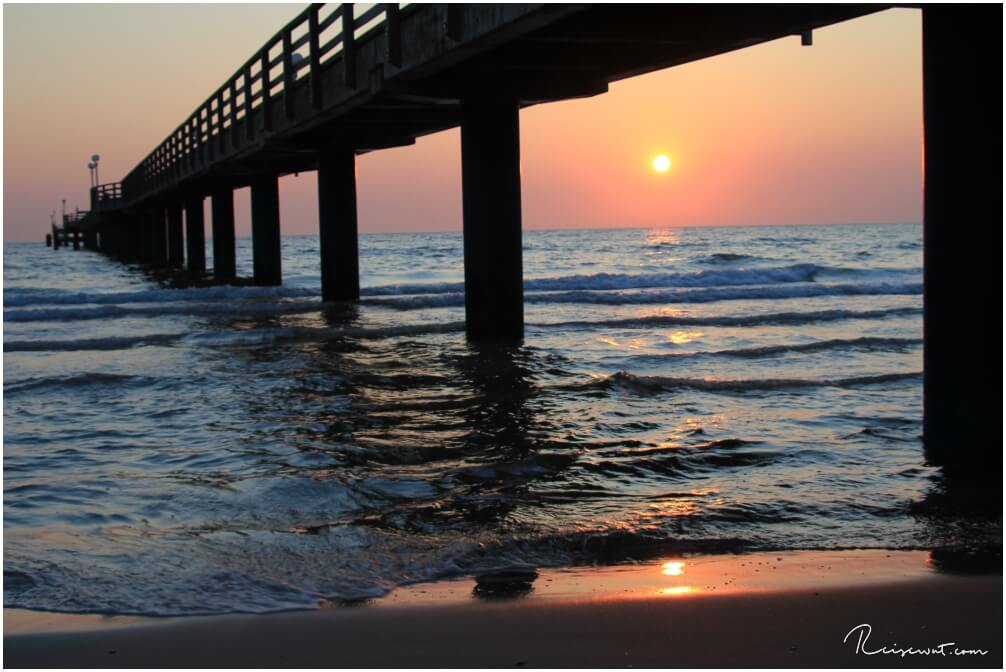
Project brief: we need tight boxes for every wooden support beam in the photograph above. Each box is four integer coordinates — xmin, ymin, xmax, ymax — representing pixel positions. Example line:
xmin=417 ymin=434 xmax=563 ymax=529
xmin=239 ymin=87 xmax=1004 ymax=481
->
xmin=149 ymin=209 xmax=168 ymax=264
xmin=211 ymin=188 xmax=237 ymax=282
xmin=921 ymin=5 xmax=1001 ymax=474
xmin=166 ymin=202 xmax=184 ymax=267
xmin=460 ymin=102 xmax=523 ymax=341
xmin=317 ymin=148 xmax=359 ymax=302
xmin=250 ymin=174 xmax=282 ymax=286
xmin=185 ymin=195 xmax=206 ymax=273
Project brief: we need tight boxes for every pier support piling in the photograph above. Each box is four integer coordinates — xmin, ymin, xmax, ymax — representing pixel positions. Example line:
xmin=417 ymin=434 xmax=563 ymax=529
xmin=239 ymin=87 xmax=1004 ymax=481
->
xmin=128 ymin=219 xmax=145 ymax=260
xmin=147 ymin=210 xmax=167 ymax=264
xmin=317 ymin=148 xmax=360 ymax=302
xmin=460 ymin=102 xmax=524 ymax=341
xmin=185 ymin=196 xmax=206 ymax=274
xmin=211 ymin=189 xmax=237 ymax=282
xmin=251 ymin=175 xmax=282 ymax=286
xmin=167 ymin=203 xmax=185 ymax=267
xmin=921 ymin=6 xmax=1000 ymax=473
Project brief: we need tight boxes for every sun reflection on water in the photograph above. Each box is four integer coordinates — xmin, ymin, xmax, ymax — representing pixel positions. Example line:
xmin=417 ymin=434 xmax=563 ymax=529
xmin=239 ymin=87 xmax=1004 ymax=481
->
xmin=645 ymin=229 xmax=680 ymax=247
xmin=667 ymin=330 xmax=704 ymax=345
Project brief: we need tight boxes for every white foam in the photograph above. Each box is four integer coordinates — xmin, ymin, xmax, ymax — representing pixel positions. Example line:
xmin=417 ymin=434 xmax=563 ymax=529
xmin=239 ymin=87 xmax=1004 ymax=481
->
xmin=4 ymin=299 xmax=322 ymax=323
xmin=586 ymin=370 xmax=922 ymax=395
xmin=360 ymin=264 xmax=920 ymax=297
xmin=367 ymin=283 xmax=922 ymax=310
xmin=3 ymin=285 xmax=316 ymax=308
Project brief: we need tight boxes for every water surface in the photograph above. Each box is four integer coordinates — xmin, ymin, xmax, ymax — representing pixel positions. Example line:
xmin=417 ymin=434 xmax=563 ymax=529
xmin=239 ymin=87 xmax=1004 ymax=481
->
xmin=5 ymin=223 xmax=977 ymax=615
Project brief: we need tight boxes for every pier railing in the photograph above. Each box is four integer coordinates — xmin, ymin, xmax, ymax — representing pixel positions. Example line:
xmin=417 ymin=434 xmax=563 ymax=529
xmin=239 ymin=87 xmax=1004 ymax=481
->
xmin=62 ymin=210 xmax=90 ymax=228
xmin=90 ymin=182 xmax=123 ymax=212
xmin=120 ymin=3 xmax=402 ymax=205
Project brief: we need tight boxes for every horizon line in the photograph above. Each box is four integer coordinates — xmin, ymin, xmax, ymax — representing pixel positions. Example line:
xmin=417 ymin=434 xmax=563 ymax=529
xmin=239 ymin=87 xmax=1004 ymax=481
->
xmin=3 ymin=220 xmax=922 ymax=244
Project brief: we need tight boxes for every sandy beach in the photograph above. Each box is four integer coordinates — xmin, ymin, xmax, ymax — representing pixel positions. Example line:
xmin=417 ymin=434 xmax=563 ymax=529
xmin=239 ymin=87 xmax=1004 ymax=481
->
xmin=4 ymin=550 xmax=1001 ymax=668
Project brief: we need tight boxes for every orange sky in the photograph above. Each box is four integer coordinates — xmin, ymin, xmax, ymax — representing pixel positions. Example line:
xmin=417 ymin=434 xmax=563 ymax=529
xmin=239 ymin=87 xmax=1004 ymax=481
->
xmin=3 ymin=5 xmax=922 ymax=242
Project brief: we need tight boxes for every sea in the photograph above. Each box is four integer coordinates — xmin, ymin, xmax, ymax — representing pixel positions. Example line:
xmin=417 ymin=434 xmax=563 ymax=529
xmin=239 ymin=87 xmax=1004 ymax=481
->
xmin=2 ymin=222 xmax=984 ymax=616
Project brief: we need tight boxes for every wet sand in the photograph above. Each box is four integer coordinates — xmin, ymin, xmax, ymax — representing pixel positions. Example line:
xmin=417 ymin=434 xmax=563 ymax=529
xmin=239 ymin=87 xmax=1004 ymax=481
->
xmin=4 ymin=550 xmax=1001 ymax=668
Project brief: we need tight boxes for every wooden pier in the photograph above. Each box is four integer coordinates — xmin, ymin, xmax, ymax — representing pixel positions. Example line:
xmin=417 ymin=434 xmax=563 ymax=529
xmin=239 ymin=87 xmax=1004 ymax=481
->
xmin=46 ymin=3 xmax=1001 ymax=473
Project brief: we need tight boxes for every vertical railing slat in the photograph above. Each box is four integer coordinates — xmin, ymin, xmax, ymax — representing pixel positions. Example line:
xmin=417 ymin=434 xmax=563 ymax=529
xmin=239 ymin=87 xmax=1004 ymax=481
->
xmin=283 ymin=28 xmax=295 ymax=120
xmin=262 ymin=48 xmax=273 ymax=132
xmin=171 ymin=134 xmax=178 ymax=180
xmin=217 ymin=89 xmax=226 ymax=155
xmin=446 ymin=5 xmax=463 ymax=40
xmin=386 ymin=3 xmax=401 ymax=67
xmin=231 ymin=78 xmax=239 ymax=149
xmin=208 ymin=102 xmax=216 ymax=161
xmin=183 ymin=123 xmax=191 ymax=173
xmin=192 ymin=117 xmax=201 ymax=168
xmin=245 ymin=65 xmax=254 ymax=141
xmin=309 ymin=4 xmax=322 ymax=109
xmin=343 ymin=4 xmax=356 ymax=89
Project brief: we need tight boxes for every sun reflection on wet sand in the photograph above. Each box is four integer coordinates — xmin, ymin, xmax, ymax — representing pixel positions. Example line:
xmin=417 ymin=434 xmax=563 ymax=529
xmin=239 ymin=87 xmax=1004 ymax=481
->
xmin=661 ymin=561 xmax=686 ymax=576
xmin=378 ymin=550 xmax=936 ymax=608
xmin=659 ymin=586 xmax=695 ymax=596
xmin=659 ymin=561 xmax=695 ymax=596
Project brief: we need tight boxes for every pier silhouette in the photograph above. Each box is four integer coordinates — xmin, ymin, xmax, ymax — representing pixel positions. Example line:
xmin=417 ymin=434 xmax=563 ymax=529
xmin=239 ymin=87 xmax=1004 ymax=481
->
xmin=47 ymin=4 xmax=1000 ymax=473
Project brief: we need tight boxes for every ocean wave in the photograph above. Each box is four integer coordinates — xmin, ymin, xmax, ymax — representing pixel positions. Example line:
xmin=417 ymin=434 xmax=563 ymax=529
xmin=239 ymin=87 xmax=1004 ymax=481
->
xmin=363 ymin=264 xmax=823 ymax=296
xmin=572 ymin=370 xmax=922 ymax=396
xmin=180 ymin=321 xmax=465 ymax=347
xmin=3 ymin=308 xmax=919 ymax=353
xmin=4 ymin=372 xmax=149 ymax=394
xmin=620 ymin=337 xmax=923 ymax=363
xmin=697 ymin=253 xmax=756 ymax=264
xmin=4 ymin=322 xmax=468 ymax=353
xmin=3 ymin=285 xmax=316 ymax=308
xmin=367 ymin=282 xmax=922 ymax=310
xmin=361 ymin=264 xmax=919 ymax=297
xmin=543 ymin=307 xmax=922 ymax=330
xmin=4 ymin=333 xmax=184 ymax=352
xmin=3 ymin=299 xmax=322 ymax=323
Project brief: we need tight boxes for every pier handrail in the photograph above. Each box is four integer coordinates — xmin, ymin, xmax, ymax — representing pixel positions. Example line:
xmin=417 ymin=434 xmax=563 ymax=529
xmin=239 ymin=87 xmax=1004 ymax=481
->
xmin=62 ymin=210 xmax=90 ymax=227
xmin=90 ymin=182 xmax=123 ymax=212
xmin=120 ymin=3 xmax=401 ymax=205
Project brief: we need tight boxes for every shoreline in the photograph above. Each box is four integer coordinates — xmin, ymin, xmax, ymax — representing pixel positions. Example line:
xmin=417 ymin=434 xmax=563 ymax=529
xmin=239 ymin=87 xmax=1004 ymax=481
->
xmin=5 ymin=549 xmax=1001 ymax=667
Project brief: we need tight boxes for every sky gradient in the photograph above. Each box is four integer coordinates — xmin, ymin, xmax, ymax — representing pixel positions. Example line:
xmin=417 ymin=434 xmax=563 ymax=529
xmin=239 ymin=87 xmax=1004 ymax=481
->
xmin=3 ymin=4 xmax=922 ymax=242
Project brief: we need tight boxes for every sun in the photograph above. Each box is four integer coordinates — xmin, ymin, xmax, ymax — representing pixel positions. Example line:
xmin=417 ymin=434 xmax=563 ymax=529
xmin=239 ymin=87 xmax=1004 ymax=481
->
xmin=652 ymin=154 xmax=672 ymax=173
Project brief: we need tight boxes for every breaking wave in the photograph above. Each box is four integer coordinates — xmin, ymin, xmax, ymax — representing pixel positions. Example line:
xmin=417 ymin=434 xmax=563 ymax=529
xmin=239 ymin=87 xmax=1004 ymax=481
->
xmin=572 ymin=370 xmax=922 ymax=395
xmin=368 ymin=283 xmax=921 ymax=310
xmin=619 ymin=337 xmax=922 ymax=363
xmin=360 ymin=264 xmax=918 ymax=297
xmin=3 ymin=285 xmax=315 ymax=307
